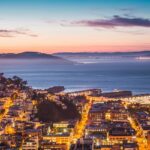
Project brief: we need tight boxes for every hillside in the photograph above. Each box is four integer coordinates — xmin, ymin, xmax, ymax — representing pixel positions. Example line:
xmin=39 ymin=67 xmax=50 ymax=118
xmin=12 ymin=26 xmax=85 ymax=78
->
xmin=36 ymin=99 xmax=80 ymax=122
xmin=0 ymin=52 xmax=73 ymax=64
xmin=0 ymin=52 xmax=62 ymax=59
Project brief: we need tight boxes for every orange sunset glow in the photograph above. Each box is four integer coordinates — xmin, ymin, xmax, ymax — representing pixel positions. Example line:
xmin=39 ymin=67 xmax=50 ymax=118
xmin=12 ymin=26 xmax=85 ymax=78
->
xmin=0 ymin=0 xmax=150 ymax=53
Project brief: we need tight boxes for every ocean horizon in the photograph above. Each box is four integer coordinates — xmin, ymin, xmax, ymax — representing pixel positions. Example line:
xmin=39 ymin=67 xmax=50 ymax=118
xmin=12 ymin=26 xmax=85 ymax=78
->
xmin=0 ymin=57 xmax=150 ymax=94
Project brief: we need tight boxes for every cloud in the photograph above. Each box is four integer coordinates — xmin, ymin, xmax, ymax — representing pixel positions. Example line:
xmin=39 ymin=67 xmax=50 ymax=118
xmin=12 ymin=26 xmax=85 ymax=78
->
xmin=73 ymin=15 xmax=150 ymax=28
xmin=0 ymin=29 xmax=38 ymax=37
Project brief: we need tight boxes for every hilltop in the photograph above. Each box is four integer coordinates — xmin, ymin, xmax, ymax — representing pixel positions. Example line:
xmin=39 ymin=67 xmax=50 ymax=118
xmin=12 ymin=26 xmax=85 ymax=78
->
xmin=0 ymin=51 xmax=73 ymax=64
xmin=0 ymin=52 xmax=62 ymax=59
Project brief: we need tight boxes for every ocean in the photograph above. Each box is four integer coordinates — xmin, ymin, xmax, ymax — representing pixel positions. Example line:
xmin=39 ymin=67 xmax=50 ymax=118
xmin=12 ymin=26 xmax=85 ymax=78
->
xmin=0 ymin=58 xmax=150 ymax=94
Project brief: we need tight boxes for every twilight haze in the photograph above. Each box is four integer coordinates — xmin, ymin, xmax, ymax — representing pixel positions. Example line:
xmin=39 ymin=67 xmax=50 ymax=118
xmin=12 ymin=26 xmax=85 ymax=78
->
xmin=0 ymin=0 xmax=150 ymax=53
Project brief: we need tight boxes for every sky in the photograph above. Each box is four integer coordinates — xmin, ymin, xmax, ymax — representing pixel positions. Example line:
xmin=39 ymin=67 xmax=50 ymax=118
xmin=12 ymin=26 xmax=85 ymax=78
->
xmin=0 ymin=0 xmax=150 ymax=53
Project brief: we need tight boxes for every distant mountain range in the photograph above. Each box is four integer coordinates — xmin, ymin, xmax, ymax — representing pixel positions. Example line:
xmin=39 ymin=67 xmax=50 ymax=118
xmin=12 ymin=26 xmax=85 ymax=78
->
xmin=0 ymin=51 xmax=150 ymax=64
xmin=0 ymin=51 xmax=149 ymax=58
xmin=0 ymin=52 xmax=60 ymax=59
xmin=54 ymin=51 xmax=150 ymax=63
xmin=0 ymin=52 xmax=73 ymax=64
xmin=54 ymin=51 xmax=150 ymax=57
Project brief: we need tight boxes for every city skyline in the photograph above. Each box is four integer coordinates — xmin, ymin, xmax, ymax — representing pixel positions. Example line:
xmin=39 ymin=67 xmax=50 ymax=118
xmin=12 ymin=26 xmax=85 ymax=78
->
xmin=0 ymin=0 xmax=150 ymax=53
